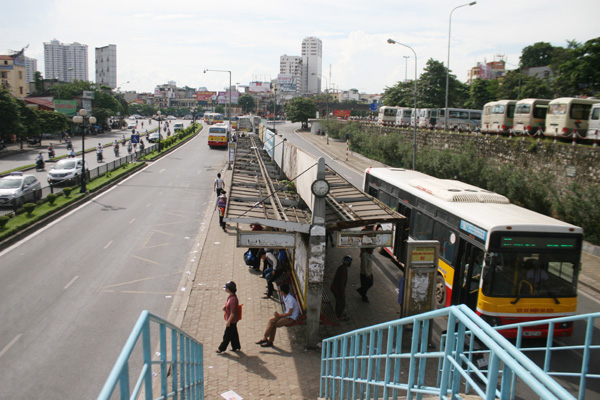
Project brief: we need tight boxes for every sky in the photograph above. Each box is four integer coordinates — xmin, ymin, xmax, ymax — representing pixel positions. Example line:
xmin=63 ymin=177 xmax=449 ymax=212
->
xmin=2 ymin=0 xmax=599 ymax=95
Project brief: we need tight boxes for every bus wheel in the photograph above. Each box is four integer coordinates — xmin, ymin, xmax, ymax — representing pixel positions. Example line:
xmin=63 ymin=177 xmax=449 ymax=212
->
xmin=435 ymin=274 xmax=446 ymax=308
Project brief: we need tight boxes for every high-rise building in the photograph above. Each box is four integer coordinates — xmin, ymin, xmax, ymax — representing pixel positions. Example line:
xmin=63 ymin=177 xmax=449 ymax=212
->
xmin=24 ymin=56 xmax=37 ymax=83
xmin=301 ymin=37 xmax=322 ymax=94
xmin=279 ymin=55 xmax=303 ymax=95
xmin=0 ymin=53 xmax=27 ymax=98
xmin=95 ymin=44 xmax=117 ymax=88
xmin=44 ymin=39 xmax=88 ymax=82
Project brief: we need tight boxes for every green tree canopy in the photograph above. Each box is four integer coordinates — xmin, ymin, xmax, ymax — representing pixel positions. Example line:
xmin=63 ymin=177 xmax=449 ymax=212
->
xmin=284 ymin=97 xmax=316 ymax=129
xmin=0 ymin=89 xmax=22 ymax=140
xmin=519 ymin=42 xmax=557 ymax=68
xmin=238 ymin=94 xmax=256 ymax=113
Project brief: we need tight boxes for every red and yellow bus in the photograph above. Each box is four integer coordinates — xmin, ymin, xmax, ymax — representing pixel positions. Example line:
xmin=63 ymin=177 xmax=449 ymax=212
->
xmin=204 ymin=112 xmax=224 ymax=125
xmin=364 ymin=168 xmax=582 ymax=338
xmin=208 ymin=124 xmax=229 ymax=148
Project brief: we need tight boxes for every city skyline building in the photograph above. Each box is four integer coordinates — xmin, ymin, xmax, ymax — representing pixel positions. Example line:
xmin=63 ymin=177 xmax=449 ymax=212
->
xmin=0 ymin=52 xmax=27 ymax=98
xmin=44 ymin=39 xmax=88 ymax=83
xmin=279 ymin=54 xmax=303 ymax=95
xmin=301 ymin=36 xmax=322 ymax=94
xmin=24 ymin=56 xmax=37 ymax=83
xmin=95 ymin=44 xmax=117 ymax=89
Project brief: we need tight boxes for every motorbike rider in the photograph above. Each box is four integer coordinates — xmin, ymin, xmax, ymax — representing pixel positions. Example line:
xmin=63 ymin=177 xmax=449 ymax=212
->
xmin=114 ymin=142 xmax=120 ymax=157
xmin=66 ymin=137 xmax=72 ymax=150
xmin=140 ymin=140 xmax=145 ymax=152
xmin=48 ymin=143 xmax=55 ymax=158
xmin=69 ymin=148 xmax=76 ymax=158
xmin=121 ymin=134 xmax=126 ymax=145
xmin=127 ymin=141 xmax=133 ymax=154
xmin=36 ymin=152 xmax=45 ymax=169
xmin=96 ymin=143 xmax=103 ymax=162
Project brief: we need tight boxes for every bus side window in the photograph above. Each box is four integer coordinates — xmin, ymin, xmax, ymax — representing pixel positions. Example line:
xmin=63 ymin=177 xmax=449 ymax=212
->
xmin=433 ymin=223 xmax=456 ymax=263
xmin=368 ymin=187 xmax=378 ymax=198
xmin=412 ymin=211 xmax=433 ymax=240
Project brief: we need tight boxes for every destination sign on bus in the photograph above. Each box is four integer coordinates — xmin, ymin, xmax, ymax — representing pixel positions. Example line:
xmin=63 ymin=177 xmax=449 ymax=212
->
xmin=500 ymin=236 xmax=577 ymax=249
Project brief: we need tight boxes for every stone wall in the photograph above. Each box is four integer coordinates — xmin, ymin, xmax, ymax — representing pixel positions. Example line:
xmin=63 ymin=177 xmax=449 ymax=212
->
xmin=375 ymin=126 xmax=600 ymax=188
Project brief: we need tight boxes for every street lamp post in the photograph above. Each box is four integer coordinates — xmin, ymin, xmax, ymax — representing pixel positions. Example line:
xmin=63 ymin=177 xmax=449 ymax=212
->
xmin=203 ymin=69 xmax=232 ymax=127
xmin=156 ymin=110 xmax=162 ymax=151
xmin=72 ymin=109 xmax=96 ymax=193
xmin=388 ymin=38 xmax=418 ymax=170
xmin=312 ymin=73 xmax=329 ymax=143
xmin=191 ymin=106 xmax=197 ymax=126
xmin=403 ymin=56 xmax=410 ymax=82
xmin=444 ymin=1 xmax=477 ymax=130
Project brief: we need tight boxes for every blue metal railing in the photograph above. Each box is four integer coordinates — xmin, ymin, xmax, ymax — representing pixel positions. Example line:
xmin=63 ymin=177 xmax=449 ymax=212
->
xmin=320 ymin=305 xmax=597 ymax=400
xmin=98 ymin=310 xmax=204 ymax=400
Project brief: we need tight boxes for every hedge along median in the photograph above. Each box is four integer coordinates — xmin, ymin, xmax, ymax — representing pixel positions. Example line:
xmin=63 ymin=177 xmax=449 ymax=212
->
xmin=0 ymin=161 xmax=145 ymax=245
xmin=139 ymin=122 xmax=202 ymax=161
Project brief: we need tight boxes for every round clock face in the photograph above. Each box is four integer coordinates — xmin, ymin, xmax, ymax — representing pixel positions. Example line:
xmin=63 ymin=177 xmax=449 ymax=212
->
xmin=311 ymin=179 xmax=330 ymax=197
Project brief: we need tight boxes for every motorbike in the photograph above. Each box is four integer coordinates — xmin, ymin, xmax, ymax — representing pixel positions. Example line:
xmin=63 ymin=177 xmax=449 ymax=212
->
xmin=48 ymin=148 xmax=55 ymax=158
xmin=0 ymin=140 xmax=5 ymax=151
xmin=127 ymin=143 xmax=133 ymax=154
xmin=114 ymin=146 xmax=119 ymax=157
xmin=97 ymin=152 xmax=103 ymax=162
xmin=66 ymin=140 xmax=73 ymax=150
xmin=35 ymin=158 xmax=45 ymax=171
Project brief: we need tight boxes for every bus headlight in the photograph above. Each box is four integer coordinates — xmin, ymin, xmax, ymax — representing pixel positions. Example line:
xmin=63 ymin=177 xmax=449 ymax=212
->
xmin=481 ymin=315 xmax=502 ymax=327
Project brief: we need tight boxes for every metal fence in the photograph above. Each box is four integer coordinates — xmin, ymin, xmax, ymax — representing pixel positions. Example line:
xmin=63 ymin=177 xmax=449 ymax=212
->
xmin=320 ymin=305 xmax=597 ymax=400
xmin=97 ymin=310 xmax=204 ymax=400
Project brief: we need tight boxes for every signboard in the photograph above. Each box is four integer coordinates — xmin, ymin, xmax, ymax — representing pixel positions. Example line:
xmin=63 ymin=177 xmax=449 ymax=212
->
xmin=277 ymin=74 xmax=293 ymax=84
xmin=228 ymin=141 xmax=236 ymax=163
xmin=402 ymin=240 xmax=439 ymax=318
xmin=337 ymin=230 xmax=393 ymax=248
xmin=334 ymin=110 xmax=351 ymax=118
xmin=54 ymin=100 xmax=77 ymax=116
xmin=130 ymin=134 xmax=140 ymax=144
xmin=249 ymin=81 xmax=270 ymax=93
xmin=237 ymin=231 xmax=296 ymax=249
xmin=196 ymin=91 xmax=216 ymax=102
xmin=82 ymin=91 xmax=95 ymax=99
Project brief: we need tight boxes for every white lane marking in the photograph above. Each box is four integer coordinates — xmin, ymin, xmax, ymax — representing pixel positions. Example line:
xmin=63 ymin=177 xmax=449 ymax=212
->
xmin=129 ymin=218 xmax=136 ymax=224
xmin=64 ymin=275 xmax=79 ymax=290
xmin=146 ymin=203 xmax=151 ymax=208
xmin=0 ymin=334 xmax=23 ymax=359
xmin=104 ymin=240 xmax=113 ymax=249
xmin=159 ymin=169 xmax=166 ymax=173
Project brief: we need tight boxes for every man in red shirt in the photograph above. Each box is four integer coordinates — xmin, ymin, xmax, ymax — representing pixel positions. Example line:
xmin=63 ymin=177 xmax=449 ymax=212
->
xmin=217 ymin=281 xmax=241 ymax=353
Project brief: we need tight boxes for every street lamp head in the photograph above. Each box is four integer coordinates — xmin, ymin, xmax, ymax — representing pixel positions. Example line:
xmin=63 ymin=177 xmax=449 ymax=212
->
xmin=72 ymin=115 xmax=83 ymax=124
xmin=157 ymin=110 xmax=161 ymax=115
xmin=89 ymin=116 xmax=97 ymax=124
xmin=79 ymin=108 xmax=87 ymax=117
xmin=387 ymin=38 xmax=396 ymax=44
xmin=203 ymin=69 xmax=207 ymax=74
xmin=469 ymin=1 xmax=476 ymax=5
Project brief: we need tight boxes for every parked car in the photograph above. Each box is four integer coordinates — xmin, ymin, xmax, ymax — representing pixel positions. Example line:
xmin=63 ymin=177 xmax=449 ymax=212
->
xmin=167 ymin=115 xmax=177 ymax=120
xmin=26 ymin=136 xmax=42 ymax=146
xmin=0 ymin=172 xmax=42 ymax=208
xmin=173 ymin=123 xmax=184 ymax=132
xmin=47 ymin=158 xmax=88 ymax=185
xmin=147 ymin=132 xmax=163 ymax=143
xmin=127 ymin=121 xmax=137 ymax=130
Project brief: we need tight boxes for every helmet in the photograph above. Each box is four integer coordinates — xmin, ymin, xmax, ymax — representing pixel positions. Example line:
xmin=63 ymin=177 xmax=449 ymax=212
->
xmin=343 ymin=255 xmax=353 ymax=264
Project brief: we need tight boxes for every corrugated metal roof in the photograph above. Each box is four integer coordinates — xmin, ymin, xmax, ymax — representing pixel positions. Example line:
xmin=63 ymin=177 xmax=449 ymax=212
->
xmin=225 ymin=135 xmax=405 ymax=233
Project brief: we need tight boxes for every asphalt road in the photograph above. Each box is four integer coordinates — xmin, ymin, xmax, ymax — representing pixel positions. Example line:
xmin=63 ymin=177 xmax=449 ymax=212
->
xmin=0 ymin=125 xmax=227 ymax=399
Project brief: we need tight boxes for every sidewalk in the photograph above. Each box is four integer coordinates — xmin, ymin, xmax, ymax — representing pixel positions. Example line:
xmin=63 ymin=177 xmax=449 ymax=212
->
xmin=178 ymin=168 xmax=407 ymax=399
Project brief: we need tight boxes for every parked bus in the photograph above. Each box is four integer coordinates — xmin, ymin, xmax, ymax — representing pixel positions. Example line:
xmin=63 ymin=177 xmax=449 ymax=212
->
xmin=436 ymin=108 xmax=482 ymax=131
xmin=587 ymin=103 xmax=600 ymax=140
xmin=204 ymin=112 xmax=224 ymax=125
xmin=544 ymin=97 xmax=600 ymax=139
xmin=481 ymin=100 xmax=517 ymax=134
xmin=513 ymin=99 xmax=550 ymax=135
xmin=208 ymin=124 xmax=229 ymax=148
xmin=364 ymin=167 xmax=582 ymax=338
xmin=377 ymin=106 xmax=401 ymax=125
xmin=396 ymin=108 xmax=413 ymax=126
xmin=413 ymin=108 xmax=438 ymax=128
xmin=238 ymin=116 xmax=253 ymax=132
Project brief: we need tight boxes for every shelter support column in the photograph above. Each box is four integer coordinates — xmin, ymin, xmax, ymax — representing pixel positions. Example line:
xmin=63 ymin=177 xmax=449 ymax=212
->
xmin=306 ymin=225 xmax=326 ymax=348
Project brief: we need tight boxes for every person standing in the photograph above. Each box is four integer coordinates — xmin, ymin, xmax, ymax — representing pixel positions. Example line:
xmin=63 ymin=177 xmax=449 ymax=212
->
xmin=216 ymin=281 xmax=241 ymax=353
xmin=217 ymin=191 xmax=227 ymax=232
xmin=261 ymin=251 xmax=282 ymax=299
xmin=331 ymin=255 xmax=352 ymax=320
xmin=356 ymin=248 xmax=374 ymax=303
xmin=214 ymin=173 xmax=225 ymax=196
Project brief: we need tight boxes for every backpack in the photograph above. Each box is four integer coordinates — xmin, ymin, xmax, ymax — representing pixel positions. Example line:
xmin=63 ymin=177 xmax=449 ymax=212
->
xmin=243 ymin=250 xmax=256 ymax=266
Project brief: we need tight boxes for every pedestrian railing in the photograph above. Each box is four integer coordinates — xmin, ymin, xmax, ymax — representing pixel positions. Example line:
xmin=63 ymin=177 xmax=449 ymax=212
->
xmin=98 ymin=310 xmax=204 ymax=400
xmin=320 ymin=305 xmax=597 ymax=400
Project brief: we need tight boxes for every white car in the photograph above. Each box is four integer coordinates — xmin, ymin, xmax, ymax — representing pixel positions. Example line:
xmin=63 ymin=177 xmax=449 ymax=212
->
xmin=167 ymin=115 xmax=177 ymax=120
xmin=0 ymin=172 xmax=42 ymax=208
xmin=148 ymin=132 xmax=163 ymax=143
xmin=47 ymin=158 xmax=88 ymax=185
xmin=127 ymin=121 xmax=137 ymax=130
xmin=173 ymin=123 xmax=184 ymax=132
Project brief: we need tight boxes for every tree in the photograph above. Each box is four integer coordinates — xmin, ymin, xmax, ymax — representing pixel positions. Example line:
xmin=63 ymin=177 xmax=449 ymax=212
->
xmin=37 ymin=110 xmax=68 ymax=135
xmin=0 ymin=89 xmax=22 ymax=141
xmin=382 ymin=81 xmax=415 ymax=107
xmin=284 ymin=97 xmax=316 ymax=129
xmin=238 ymin=94 xmax=256 ymax=113
xmin=214 ymin=105 xmax=225 ymax=114
xmin=465 ymin=78 xmax=497 ymax=109
xmin=18 ymin=101 xmax=41 ymax=146
xmin=552 ymin=37 xmax=600 ymax=97
xmin=519 ymin=42 xmax=557 ymax=68
xmin=33 ymin=71 xmax=44 ymax=94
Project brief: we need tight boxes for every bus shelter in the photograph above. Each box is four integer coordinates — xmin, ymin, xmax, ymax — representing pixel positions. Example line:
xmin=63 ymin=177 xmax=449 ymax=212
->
xmin=224 ymin=134 xmax=406 ymax=347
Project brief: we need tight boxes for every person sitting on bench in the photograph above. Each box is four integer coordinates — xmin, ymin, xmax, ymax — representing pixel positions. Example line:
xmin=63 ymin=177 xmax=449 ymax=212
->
xmin=255 ymin=283 xmax=300 ymax=347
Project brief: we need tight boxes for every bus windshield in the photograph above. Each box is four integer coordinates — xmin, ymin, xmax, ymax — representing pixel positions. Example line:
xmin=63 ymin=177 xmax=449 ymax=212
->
xmin=483 ymin=233 xmax=579 ymax=299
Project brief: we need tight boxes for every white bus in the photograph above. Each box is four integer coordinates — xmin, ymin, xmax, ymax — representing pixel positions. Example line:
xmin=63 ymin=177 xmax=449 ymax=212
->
xmin=364 ymin=167 xmax=583 ymax=338
xmin=481 ymin=100 xmax=517 ymax=134
xmin=587 ymin=103 xmax=600 ymax=140
xmin=395 ymin=108 xmax=413 ymax=126
xmin=436 ymin=108 xmax=482 ymax=131
xmin=544 ymin=97 xmax=600 ymax=139
xmin=377 ymin=106 xmax=401 ymax=125
xmin=513 ymin=99 xmax=550 ymax=135
xmin=413 ymin=108 xmax=438 ymax=128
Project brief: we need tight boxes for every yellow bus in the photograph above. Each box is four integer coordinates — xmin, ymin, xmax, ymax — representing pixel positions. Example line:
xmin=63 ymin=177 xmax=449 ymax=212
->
xmin=204 ymin=112 xmax=224 ymax=125
xmin=364 ymin=168 xmax=582 ymax=338
xmin=207 ymin=124 xmax=229 ymax=148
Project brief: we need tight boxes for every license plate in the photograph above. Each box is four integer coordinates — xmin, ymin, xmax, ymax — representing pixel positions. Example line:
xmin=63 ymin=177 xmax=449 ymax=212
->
xmin=523 ymin=331 xmax=542 ymax=337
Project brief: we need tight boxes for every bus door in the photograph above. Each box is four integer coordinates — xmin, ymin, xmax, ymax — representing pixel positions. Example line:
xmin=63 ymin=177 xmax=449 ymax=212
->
xmin=452 ymin=241 xmax=484 ymax=310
